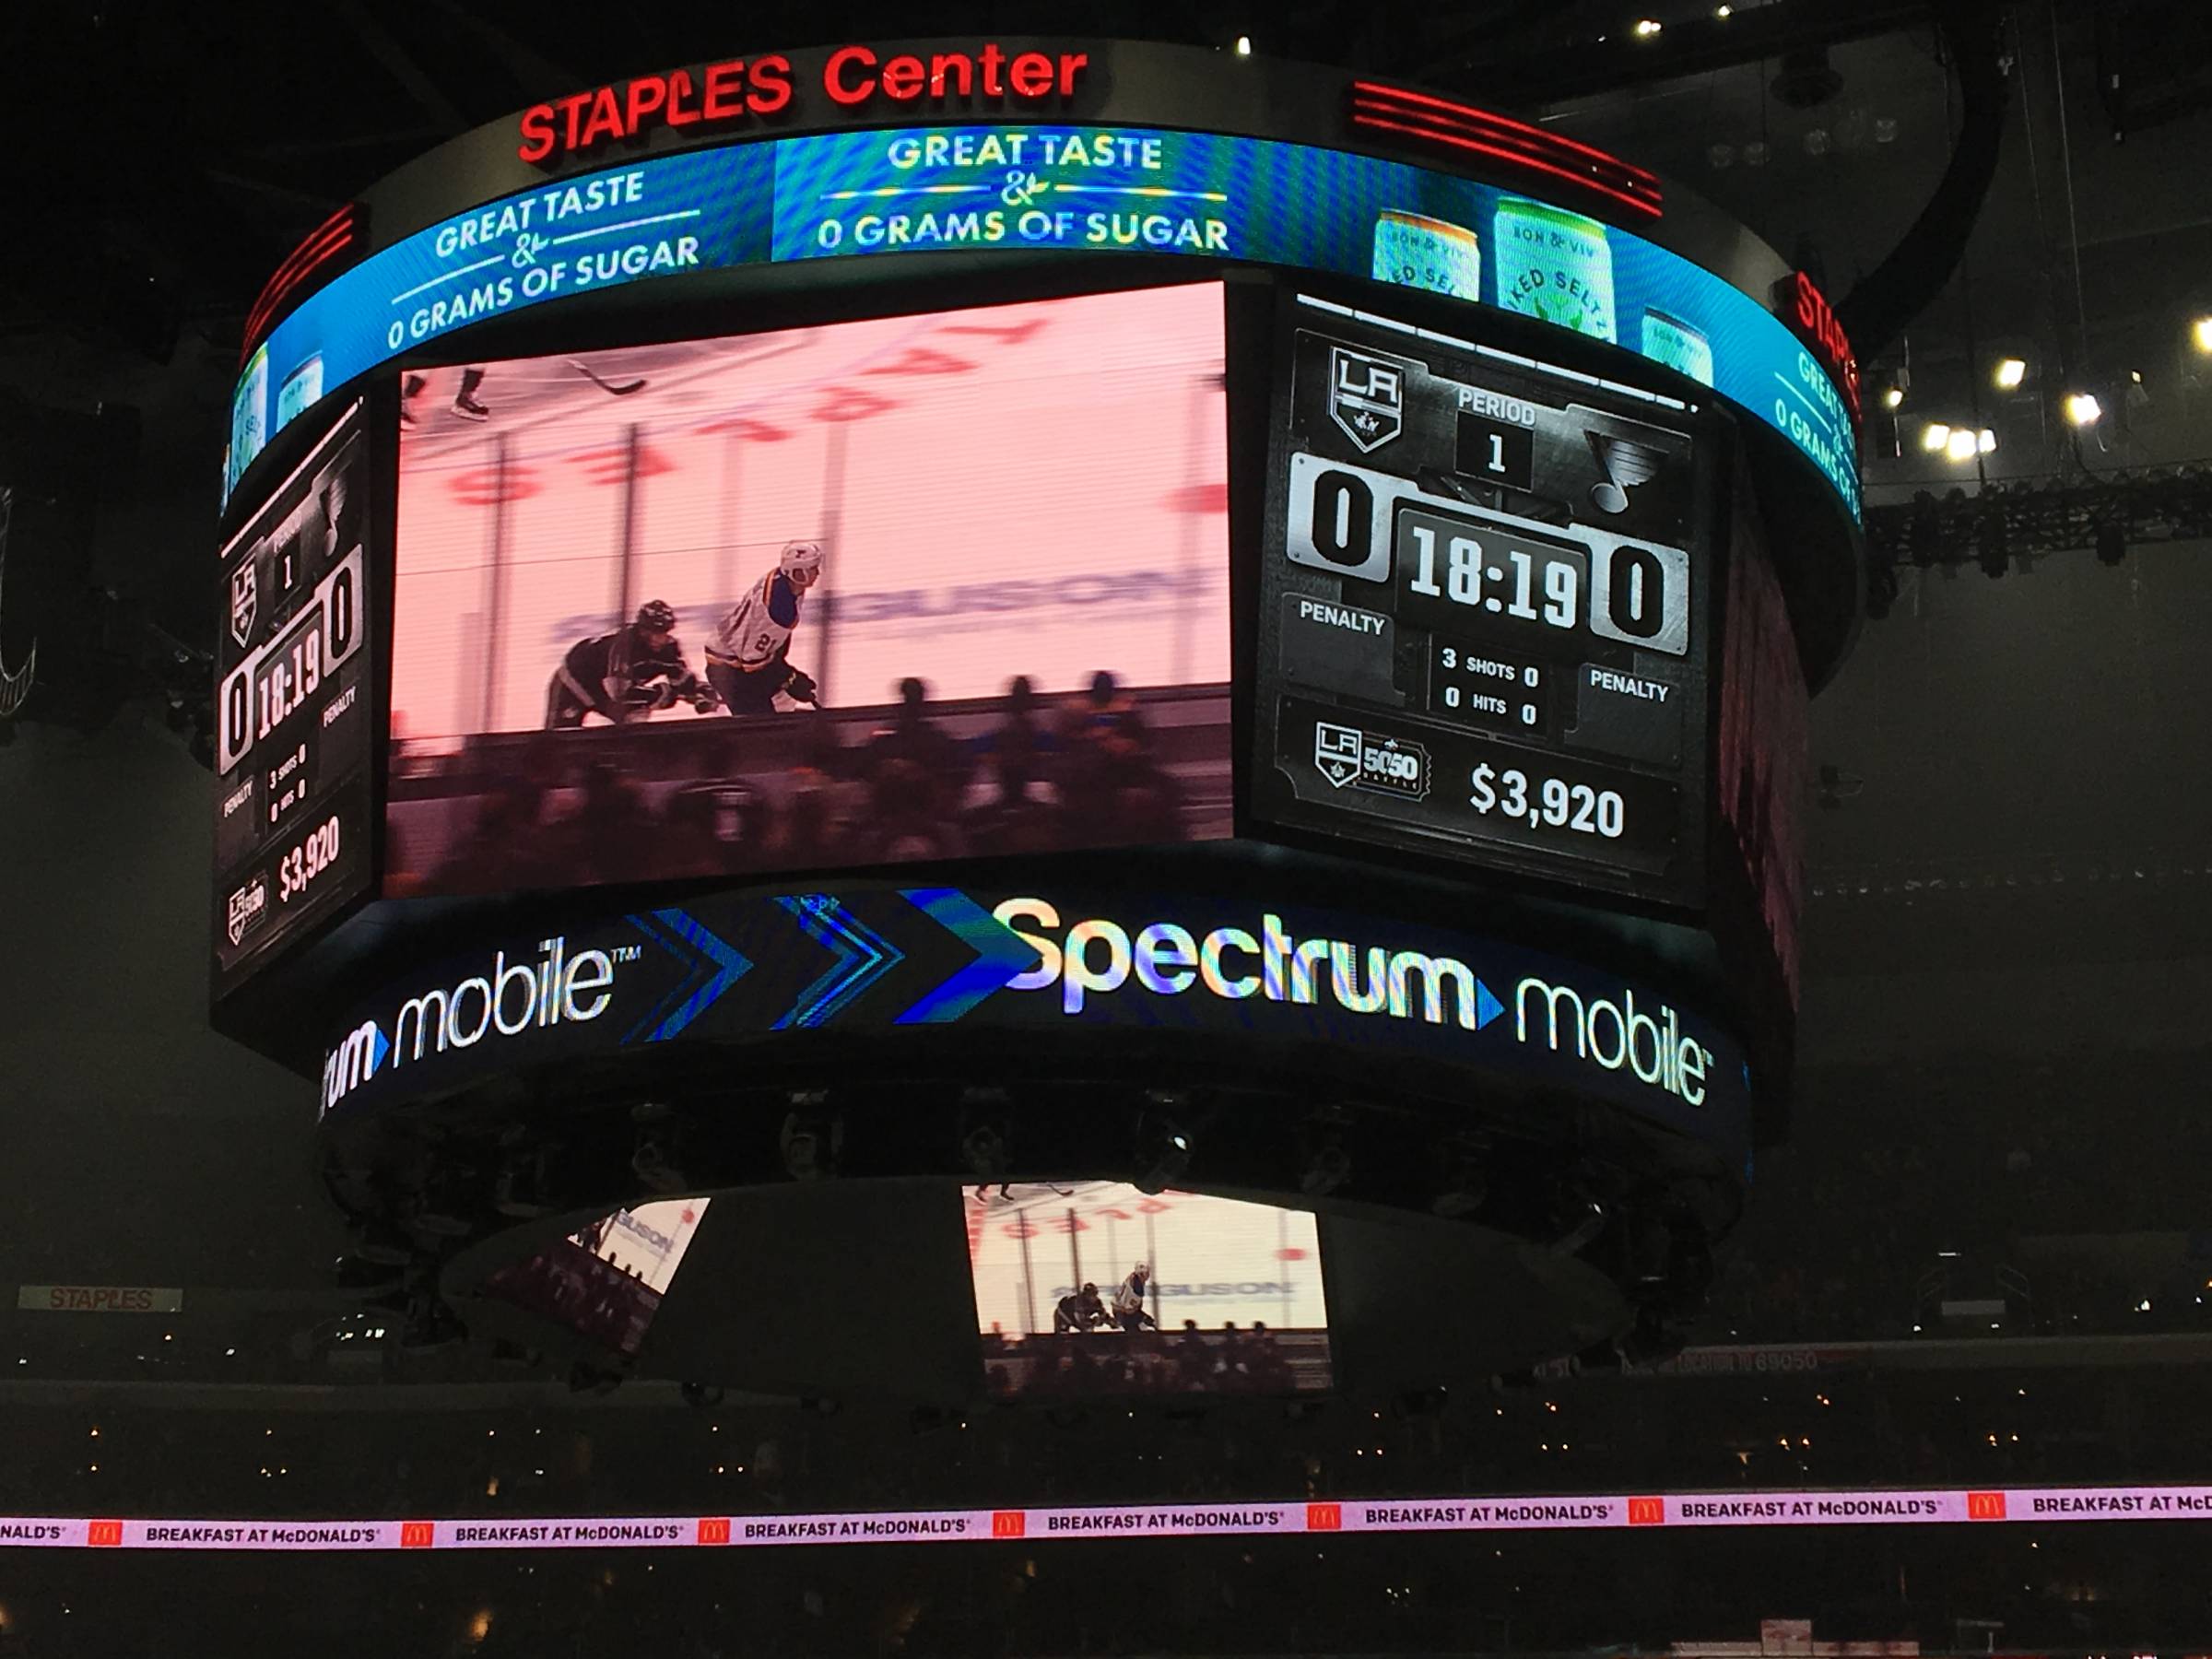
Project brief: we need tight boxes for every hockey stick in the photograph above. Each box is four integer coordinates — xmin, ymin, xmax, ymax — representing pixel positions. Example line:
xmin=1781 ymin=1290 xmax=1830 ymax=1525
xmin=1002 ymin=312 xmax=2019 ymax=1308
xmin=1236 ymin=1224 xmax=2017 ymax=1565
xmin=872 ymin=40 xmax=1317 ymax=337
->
xmin=568 ymin=358 xmax=648 ymax=396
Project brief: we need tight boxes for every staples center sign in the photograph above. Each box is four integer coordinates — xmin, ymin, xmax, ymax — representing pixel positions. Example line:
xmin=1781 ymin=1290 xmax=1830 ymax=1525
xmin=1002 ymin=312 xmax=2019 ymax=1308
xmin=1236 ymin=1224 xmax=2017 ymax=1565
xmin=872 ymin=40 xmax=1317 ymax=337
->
xmin=18 ymin=1286 xmax=185 ymax=1314
xmin=518 ymin=42 xmax=1092 ymax=163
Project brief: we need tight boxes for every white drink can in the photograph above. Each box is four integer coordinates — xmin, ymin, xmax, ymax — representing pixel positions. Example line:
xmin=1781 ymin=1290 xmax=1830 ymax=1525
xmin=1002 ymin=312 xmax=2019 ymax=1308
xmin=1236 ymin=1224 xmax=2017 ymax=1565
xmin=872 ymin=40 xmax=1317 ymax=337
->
xmin=1641 ymin=310 xmax=1715 ymax=386
xmin=1371 ymin=210 xmax=1482 ymax=300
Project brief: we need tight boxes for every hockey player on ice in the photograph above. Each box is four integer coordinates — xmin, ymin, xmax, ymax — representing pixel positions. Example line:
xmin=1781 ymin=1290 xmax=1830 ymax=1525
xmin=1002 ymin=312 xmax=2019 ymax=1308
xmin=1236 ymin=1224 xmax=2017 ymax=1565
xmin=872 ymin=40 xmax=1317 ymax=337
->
xmin=705 ymin=540 xmax=825 ymax=716
xmin=545 ymin=599 xmax=716 ymax=728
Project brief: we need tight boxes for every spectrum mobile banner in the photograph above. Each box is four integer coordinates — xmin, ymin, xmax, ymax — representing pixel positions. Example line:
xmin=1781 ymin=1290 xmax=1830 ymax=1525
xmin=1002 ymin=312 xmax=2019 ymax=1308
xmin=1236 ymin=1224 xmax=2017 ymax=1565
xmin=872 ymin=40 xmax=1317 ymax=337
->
xmin=315 ymin=880 xmax=1751 ymax=1158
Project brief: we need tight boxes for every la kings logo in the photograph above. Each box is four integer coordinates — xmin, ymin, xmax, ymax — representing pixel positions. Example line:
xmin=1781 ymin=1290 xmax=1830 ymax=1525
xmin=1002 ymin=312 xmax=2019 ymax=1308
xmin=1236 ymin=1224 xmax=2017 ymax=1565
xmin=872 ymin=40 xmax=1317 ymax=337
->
xmin=1327 ymin=346 xmax=1408 ymax=453
xmin=1314 ymin=722 xmax=1363 ymax=788
xmin=229 ymin=558 xmax=259 ymax=650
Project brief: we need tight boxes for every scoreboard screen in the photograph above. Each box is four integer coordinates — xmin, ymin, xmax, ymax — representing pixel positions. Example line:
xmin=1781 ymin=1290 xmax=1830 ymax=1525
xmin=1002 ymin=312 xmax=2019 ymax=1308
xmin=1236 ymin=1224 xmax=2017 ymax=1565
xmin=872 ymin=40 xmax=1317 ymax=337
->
xmin=1253 ymin=298 xmax=1712 ymax=907
xmin=213 ymin=399 xmax=377 ymax=985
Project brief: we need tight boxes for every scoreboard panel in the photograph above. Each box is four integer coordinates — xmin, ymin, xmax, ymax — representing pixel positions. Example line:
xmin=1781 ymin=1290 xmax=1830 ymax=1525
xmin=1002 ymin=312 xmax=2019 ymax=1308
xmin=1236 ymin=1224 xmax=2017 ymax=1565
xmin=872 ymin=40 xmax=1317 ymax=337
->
xmin=213 ymin=399 xmax=377 ymax=987
xmin=1253 ymin=297 xmax=1715 ymax=909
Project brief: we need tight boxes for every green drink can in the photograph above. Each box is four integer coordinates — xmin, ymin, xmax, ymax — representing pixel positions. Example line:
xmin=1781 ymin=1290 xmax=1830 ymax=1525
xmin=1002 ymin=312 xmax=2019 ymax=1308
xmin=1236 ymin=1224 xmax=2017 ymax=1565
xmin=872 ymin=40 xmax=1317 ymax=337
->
xmin=1493 ymin=199 xmax=1617 ymax=344
xmin=1641 ymin=309 xmax=1715 ymax=386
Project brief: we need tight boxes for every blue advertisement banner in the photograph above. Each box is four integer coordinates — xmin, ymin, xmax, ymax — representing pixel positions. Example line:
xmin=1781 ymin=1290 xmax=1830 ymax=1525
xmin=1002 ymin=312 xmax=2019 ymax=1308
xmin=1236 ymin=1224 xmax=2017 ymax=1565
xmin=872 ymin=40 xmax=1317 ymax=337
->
xmin=316 ymin=882 xmax=1753 ymax=1164
xmin=229 ymin=125 xmax=1857 ymax=523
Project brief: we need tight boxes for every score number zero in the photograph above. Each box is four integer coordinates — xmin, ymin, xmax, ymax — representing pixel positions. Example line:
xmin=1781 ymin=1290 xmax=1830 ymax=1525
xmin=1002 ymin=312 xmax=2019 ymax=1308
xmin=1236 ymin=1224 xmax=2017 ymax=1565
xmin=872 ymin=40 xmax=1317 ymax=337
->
xmin=217 ymin=547 xmax=366 ymax=776
xmin=1284 ymin=453 xmax=1690 ymax=657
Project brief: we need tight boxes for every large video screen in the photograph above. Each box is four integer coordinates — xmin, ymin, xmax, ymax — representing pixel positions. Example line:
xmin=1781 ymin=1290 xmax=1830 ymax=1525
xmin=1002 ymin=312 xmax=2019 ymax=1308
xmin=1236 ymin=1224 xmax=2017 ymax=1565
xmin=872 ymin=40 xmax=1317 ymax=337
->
xmin=478 ymin=1197 xmax=708 ymax=1359
xmin=970 ymin=1182 xmax=1331 ymax=1401
xmin=213 ymin=397 xmax=377 ymax=988
xmin=1251 ymin=295 xmax=1713 ymax=908
xmin=224 ymin=124 xmax=1857 ymax=524
xmin=386 ymin=284 xmax=1231 ymax=899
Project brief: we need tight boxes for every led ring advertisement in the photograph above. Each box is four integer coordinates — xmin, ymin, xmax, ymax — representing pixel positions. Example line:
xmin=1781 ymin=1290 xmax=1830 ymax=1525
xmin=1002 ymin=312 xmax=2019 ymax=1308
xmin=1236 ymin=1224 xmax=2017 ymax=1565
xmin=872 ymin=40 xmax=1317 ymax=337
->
xmin=226 ymin=123 xmax=1859 ymax=524
xmin=6 ymin=1483 xmax=2206 ymax=1552
xmin=317 ymin=881 xmax=1752 ymax=1159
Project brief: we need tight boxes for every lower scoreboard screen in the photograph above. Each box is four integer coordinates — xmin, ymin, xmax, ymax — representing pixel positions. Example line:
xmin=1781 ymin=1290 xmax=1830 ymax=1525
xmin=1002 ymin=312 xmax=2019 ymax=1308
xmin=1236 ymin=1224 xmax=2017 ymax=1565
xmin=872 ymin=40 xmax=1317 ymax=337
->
xmin=213 ymin=398 xmax=376 ymax=987
xmin=1253 ymin=296 xmax=1713 ymax=907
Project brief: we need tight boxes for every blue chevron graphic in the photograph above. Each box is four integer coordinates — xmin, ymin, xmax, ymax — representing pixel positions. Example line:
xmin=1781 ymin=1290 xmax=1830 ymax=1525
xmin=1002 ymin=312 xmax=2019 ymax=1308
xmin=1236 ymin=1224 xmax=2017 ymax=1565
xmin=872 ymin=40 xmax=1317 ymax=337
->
xmin=895 ymin=888 xmax=1042 ymax=1025
xmin=773 ymin=896 xmax=904 ymax=1030
xmin=1476 ymin=979 xmax=1504 ymax=1030
xmin=621 ymin=909 xmax=754 ymax=1044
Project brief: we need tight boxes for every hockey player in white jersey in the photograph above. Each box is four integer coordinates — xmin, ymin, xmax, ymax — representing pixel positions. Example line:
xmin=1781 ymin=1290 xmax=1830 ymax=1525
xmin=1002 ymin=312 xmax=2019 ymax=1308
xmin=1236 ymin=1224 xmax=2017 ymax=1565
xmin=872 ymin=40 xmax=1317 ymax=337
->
xmin=705 ymin=540 xmax=825 ymax=716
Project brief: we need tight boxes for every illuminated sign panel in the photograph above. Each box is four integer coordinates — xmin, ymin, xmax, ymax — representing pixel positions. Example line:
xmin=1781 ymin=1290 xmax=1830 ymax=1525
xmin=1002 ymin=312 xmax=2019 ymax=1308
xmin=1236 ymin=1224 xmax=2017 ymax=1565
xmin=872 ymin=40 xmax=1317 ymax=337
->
xmin=970 ymin=1181 xmax=1331 ymax=1401
xmin=5 ymin=1484 xmax=2208 ymax=1550
xmin=515 ymin=44 xmax=1093 ymax=162
xmin=385 ymin=285 xmax=1231 ymax=901
xmin=223 ymin=125 xmax=1859 ymax=523
xmin=213 ymin=398 xmax=376 ymax=988
xmin=1252 ymin=297 xmax=1712 ymax=906
xmin=313 ymin=883 xmax=1752 ymax=1160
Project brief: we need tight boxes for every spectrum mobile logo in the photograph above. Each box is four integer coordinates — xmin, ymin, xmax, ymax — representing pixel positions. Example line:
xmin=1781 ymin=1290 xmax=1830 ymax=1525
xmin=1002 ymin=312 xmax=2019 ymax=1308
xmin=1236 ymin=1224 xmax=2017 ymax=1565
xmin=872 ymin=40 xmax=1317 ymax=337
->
xmin=991 ymin=898 xmax=1503 ymax=1030
xmin=1512 ymin=979 xmax=1711 ymax=1107
xmin=991 ymin=899 xmax=1712 ymax=1107
xmin=321 ymin=936 xmax=630 ymax=1114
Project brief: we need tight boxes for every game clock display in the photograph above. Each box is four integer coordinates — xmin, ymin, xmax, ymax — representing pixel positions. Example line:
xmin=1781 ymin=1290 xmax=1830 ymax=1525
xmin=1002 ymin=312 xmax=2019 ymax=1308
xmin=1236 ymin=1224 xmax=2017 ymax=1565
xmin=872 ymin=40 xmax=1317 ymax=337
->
xmin=1253 ymin=299 xmax=1713 ymax=905
xmin=213 ymin=399 xmax=376 ymax=987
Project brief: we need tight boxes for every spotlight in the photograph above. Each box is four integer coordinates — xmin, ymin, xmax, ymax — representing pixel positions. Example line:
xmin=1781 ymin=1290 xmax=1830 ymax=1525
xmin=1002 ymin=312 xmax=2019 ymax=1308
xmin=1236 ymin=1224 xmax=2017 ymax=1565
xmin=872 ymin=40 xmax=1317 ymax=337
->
xmin=2096 ymin=521 xmax=2127 ymax=565
xmin=2064 ymin=392 xmax=2102 ymax=426
xmin=1976 ymin=507 xmax=2009 ymax=578
xmin=1633 ymin=18 xmax=1663 ymax=37
xmin=1234 ymin=34 xmax=1252 ymax=55
xmin=1715 ymin=4 xmax=1732 ymax=16
xmin=1922 ymin=422 xmax=1951 ymax=453
xmin=2194 ymin=315 xmax=2212 ymax=354
xmin=1133 ymin=1099 xmax=1193 ymax=1195
xmin=1880 ymin=384 xmax=1906 ymax=411
xmin=780 ymin=1097 xmax=841 ymax=1181
xmin=1945 ymin=428 xmax=1977 ymax=463
xmin=1977 ymin=428 xmax=1997 ymax=454
xmin=1994 ymin=358 xmax=2028 ymax=390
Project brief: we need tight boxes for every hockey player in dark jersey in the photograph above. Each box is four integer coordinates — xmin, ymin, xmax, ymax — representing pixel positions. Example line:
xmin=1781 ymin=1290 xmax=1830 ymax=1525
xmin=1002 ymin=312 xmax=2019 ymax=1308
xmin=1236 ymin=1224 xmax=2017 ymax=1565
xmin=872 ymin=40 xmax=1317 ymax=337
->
xmin=705 ymin=541 xmax=825 ymax=716
xmin=544 ymin=600 xmax=717 ymax=729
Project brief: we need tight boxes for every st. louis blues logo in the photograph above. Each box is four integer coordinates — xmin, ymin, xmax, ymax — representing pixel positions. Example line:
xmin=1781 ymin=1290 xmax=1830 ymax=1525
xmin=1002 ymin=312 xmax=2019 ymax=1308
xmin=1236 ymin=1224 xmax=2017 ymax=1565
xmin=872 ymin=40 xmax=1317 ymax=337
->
xmin=1328 ymin=346 xmax=1406 ymax=453
xmin=229 ymin=559 xmax=259 ymax=650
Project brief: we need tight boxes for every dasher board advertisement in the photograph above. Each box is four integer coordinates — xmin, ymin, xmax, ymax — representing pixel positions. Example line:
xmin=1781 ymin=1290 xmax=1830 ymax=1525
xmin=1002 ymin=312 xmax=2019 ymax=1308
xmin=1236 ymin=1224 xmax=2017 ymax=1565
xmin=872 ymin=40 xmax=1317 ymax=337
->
xmin=213 ymin=398 xmax=376 ymax=989
xmin=385 ymin=284 xmax=1231 ymax=901
xmin=1253 ymin=296 xmax=1716 ymax=909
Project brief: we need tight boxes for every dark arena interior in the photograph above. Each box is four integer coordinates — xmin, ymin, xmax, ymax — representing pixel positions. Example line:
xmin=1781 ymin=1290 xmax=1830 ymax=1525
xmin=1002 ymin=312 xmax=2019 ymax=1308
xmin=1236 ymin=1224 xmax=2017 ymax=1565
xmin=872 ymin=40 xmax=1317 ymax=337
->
xmin=6 ymin=1 xmax=2212 ymax=1653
